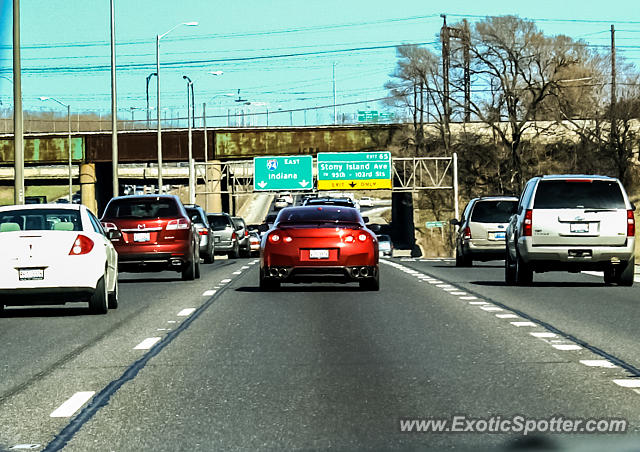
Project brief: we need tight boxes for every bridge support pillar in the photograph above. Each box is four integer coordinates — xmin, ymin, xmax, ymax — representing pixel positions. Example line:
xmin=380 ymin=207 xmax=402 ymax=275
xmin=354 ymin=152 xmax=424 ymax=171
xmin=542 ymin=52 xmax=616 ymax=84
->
xmin=202 ymin=161 xmax=223 ymax=213
xmin=80 ymin=163 xmax=98 ymax=214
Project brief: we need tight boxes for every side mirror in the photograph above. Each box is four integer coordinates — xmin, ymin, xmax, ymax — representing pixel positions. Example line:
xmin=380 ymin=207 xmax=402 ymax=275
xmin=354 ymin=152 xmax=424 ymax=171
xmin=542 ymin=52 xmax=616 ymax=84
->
xmin=362 ymin=216 xmax=370 ymax=224
xmin=449 ymin=218 xmax=460 ymax=226
xmin=107 ymin=229 xmax=121 ymax=240
xmin=369 ymin=224 xmax=381 ymax=233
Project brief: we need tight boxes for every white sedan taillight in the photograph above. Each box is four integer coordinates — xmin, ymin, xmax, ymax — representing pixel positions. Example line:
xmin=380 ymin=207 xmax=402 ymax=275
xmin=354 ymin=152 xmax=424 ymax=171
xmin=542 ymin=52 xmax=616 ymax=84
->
xmin=69 ymin=235 xmax=94 ymax=255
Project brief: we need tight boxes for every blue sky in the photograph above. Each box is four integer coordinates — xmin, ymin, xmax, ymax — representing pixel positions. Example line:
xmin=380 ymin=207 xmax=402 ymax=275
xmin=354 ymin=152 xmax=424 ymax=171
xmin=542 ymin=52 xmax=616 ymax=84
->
xmin=0 ymin=0 xmax=639 ymax=126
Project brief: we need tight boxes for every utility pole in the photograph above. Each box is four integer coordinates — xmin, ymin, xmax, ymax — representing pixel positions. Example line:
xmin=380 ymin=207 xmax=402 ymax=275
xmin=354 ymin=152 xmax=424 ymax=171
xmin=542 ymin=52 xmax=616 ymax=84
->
xmin=110 ymin=0 xmax=118 ymax=197
xmin=332 ymin=62 xmax=337 ymax=124
xmin=13 ymin=0 xmax=24 ymax=205
xmin=440 ymin=15 xmax=450 ymax=128
xmin=610 ymin=24 xmax=617 ymax=150
xmin=203 ymin=102 xmax=208 ymax=211
xmin=441 ymin=16 xmax=471 ymax=123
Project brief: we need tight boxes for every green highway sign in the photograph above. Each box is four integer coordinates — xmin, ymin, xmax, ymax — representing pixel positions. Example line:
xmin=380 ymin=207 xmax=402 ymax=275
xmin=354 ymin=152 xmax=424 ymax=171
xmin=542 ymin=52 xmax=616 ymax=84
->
xmin=253 ymin=155 xmax=313 ymax=191
xmin=426 ymin=221 xmax=446 ymax=228
xmin=317 ymin=151 xmax=392 ymax=190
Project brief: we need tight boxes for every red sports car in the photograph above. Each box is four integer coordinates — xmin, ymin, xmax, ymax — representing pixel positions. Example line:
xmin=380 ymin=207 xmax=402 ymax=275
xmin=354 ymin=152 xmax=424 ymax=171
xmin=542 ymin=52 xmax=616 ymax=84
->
xmin=260 ymin=206 xmax=379 ymax=291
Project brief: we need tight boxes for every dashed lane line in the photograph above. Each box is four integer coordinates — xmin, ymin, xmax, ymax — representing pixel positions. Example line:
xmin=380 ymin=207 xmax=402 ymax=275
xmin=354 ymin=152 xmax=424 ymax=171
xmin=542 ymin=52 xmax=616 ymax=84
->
xmin=50 ymin=392 xmax=96 ymax=418
xmin=133 ymin=337 xmax=161 ymax=350
xmin=177 ymin=308 xmax=196 ymax=317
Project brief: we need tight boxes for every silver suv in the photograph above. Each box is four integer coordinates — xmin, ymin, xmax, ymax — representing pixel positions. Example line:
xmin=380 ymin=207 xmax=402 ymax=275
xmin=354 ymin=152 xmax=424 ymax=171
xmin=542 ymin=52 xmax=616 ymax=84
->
xmin=451 ymin=196 xmax=518 ymax=266
xmin=505 ymin=175 xmax=636 ymax=286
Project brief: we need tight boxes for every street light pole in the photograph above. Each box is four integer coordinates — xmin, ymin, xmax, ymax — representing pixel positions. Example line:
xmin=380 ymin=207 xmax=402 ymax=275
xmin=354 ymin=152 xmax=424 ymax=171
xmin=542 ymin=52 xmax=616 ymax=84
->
xmin=183 ymin=75 xmax=195 ymax=204
xmin=156 ymin=22 xmax=198 ymax=194
xmin=13 ymin=0 xmax=24 ymax=205
xmin=110 ymin=0 xmax=118 ymax=198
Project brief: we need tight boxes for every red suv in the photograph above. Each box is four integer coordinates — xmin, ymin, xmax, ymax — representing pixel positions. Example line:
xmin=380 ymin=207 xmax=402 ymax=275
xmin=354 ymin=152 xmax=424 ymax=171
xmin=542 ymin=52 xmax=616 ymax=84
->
xmin=100 ymin=195 xmax=200 ymax=280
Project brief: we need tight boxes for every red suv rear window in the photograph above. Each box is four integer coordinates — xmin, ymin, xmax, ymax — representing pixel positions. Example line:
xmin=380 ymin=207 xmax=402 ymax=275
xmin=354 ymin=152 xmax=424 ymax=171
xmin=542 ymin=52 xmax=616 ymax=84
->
xmin=103 ymin=198 xmax=180 ymax=219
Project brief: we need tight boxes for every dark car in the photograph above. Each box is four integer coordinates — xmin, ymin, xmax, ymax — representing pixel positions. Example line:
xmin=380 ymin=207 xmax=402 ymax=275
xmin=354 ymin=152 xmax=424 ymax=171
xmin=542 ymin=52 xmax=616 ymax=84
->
xmin=231 ymin=216 xmax=251 ymax=257
xmin=260 ymin=206 xmax=379 ymax=291
xmin=184 ymin=204 xmax=215 ymax=264
xmin=207 ymin=213 xmax=240 ymax=259
xmin=100 ymin=194 xmax=200 ymax=281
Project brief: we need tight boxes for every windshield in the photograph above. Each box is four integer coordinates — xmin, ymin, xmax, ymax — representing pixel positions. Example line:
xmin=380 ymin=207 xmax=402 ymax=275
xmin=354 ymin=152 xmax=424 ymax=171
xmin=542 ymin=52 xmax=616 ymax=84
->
xmin=533 ymin=180 xmax=625 ymax=209
xmin=0 ymin=208 xmax=82 ymax=231
xmin=207 ymin=215 xmax=231 ymax=231
xmin=276 ymin=207 xmax=362 ymax=225
xmin=103 ymin=198 xmax=180 ymax=219
xmin=471 ymin=200 xmax=518 ymax=223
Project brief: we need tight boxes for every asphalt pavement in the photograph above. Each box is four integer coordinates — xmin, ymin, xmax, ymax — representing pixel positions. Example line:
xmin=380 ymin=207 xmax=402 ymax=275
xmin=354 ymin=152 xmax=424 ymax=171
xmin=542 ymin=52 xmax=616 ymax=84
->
xmin=2 ymin=257 xmax=640 ymax=451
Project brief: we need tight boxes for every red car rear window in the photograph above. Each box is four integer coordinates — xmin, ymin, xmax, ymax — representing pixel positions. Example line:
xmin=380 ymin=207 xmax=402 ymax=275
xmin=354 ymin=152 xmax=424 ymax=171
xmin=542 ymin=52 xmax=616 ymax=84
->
xmin=103 ymin=198 xmax=180 ymax=219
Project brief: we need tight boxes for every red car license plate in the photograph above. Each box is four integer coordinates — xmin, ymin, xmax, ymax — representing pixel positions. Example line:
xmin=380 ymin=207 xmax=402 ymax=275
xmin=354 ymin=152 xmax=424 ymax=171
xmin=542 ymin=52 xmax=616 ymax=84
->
xmin=309 ymin=249 xmax=330 ymax=259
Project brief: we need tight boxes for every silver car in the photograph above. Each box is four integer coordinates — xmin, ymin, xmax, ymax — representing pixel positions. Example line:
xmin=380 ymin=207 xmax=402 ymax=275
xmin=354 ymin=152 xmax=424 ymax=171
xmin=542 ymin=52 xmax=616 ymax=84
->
xmin=506 ymin=175 xmax=636 ymax=286
xmin=231 ymin=216 xmax=251 ymax=258
xmin=451 ymin=196 xmax=518 ymax=266
xmin=184 ymin=205 xmax=215 ymax=264
xmin=207 ymin=213 xmax=240 ymax=259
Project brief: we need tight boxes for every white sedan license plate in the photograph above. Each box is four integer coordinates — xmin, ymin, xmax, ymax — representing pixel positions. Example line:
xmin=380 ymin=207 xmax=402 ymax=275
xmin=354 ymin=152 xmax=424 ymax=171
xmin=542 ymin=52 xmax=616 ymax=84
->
xmin=570 ymin=223 xmax=589 ymax=233
xmin=19 ymin=268 xmax=44 ymax=281
xmin=134 ymin=232 xmax=151 ymax=242
xmin=309 ymin=249 xmax=330 ymax=259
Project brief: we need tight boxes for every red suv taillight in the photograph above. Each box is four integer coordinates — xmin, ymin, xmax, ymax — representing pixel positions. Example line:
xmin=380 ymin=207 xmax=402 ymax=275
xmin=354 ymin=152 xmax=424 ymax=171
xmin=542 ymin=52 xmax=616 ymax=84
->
xmin=69 ymin=235 xmax=94 ymax=255
xmin=463 ymin=227 xmax=472 ymax=240
xmin=523 ymin=209 xmax=533 ymax=237
xmin=244 ymin=230 xmax=248 ymax=237
xmin=166 ymin=218 xmax=189 ymax=230
xmin=627 ymin=210 xmax=635 ymax=237
xmin=231 ymin=231 xmax=237 ymax=240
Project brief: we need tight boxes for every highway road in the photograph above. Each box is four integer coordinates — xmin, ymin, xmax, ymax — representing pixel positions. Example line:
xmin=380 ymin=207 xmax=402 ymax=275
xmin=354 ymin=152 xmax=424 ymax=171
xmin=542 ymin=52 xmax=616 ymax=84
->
xmin=1 ymin=258 xmax=640 ymax=451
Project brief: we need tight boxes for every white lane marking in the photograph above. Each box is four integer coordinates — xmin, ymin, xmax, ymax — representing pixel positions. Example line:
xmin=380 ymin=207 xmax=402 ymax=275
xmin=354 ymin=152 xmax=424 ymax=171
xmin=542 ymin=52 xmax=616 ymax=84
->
xmin=232 ymin=271 xmax=242 ymax=275
xmin=469 ymin=301 xmax=488 ymax=305
xmin=530 ymin=332 xmax=557 ymax=338
xmin=436 ymin=284 xmax=452 ymax=288
xmin=459 ymin=296 xmax=478 ymax=300
xmin=177 ymin=308 xmax=196 ymax=317
xmin=134 ymin=337 xmax=161 ymax=350
xmin=156 ymin=328 xmax=172 ymax=331
xmin=552 ymin=344 xmax=582 ymax=351
xmin=202 ymin=290 xmax=217 ymax=296
xmin=167 ymin=320 xmax=177 ymax=324
xmin=220 ymin=279 xmax=232 ymax=284
xmin=10 ymin=444 xmax=42 ymax=450
xmin=510 ymin=321 xmax=537 ymax=327
xmin=582 ymin=271 xmax=603 ymax=277
xmin=612 ymin=379 xmax=640 ymax=388
xmin=241 ymin=266 xmax=250 ymax=269
xmin=580 ymin=360 xmax=617 ymax=368
xmin=480 ymin=306 xmax=503 ymax=311
xmin=50 ymin=391 xmax=95 ymax=418
xmin=442 ymin=288 xmax=459 ymax=292
xmin=496 ymin=314 xmax=520 ymax=319
xmin=451 ymin=291 xmax=467 ymax=295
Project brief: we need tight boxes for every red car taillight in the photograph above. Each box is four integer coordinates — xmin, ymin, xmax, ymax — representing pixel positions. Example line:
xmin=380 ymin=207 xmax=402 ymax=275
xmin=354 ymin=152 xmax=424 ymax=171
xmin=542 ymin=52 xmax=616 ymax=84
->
xmin=244 ymin=230 xmax=249 ymax=237
xmin=69 ymin=235 xmax=94 ymax=255
xmin=166 ymin=218 xmax=189 ymax=230
xmin=269 ymin=233 xmax=281 ymax=243
xmin=523 ymin=209 xmax=533 ymax=237
xmin=269 ymin=232 xmax=292 ymax=243
xmin=198 ymin=229 xmax=208 ymax=236
xmin=627 ymin=210 xmax=635 ymax=237
xmin=358 ymin=233 xmax=368 ymax=242
xmin=232 ymin=231 xmax=237 ymax=240
xmin=101 ymin=222 xmax=117 ymax=231
xmin=344 ymin=235 xmax=355 ymax=243
xmin=463 ymin=227 xmax=472 ymax=240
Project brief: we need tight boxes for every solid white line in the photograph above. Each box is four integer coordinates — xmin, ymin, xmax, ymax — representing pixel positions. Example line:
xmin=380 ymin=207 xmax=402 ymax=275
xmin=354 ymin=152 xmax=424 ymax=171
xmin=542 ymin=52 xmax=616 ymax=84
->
xmin=612 ymin=379 xmax=640 ymax=388
xmin=580 ymin=360 xmax=617 ymax=368
xmin=134 ymin=337 xmax=161 ymax=350
xmin=530 ymin=332 xmax=557 ymax=338
xmin=496 ymin=314 xmax=519 ymax=319
xmin=177 ymin=308 xmax=196 ymax=317
xmin=510 ymin=321 xmax=537 ymax=327
xmin=50 ymin=391 xmax=95 ymax=418
xmin=552 ymin=344 xmax=582 ymax=351
xmin=202 ymin=290 xmax=217 ymax=296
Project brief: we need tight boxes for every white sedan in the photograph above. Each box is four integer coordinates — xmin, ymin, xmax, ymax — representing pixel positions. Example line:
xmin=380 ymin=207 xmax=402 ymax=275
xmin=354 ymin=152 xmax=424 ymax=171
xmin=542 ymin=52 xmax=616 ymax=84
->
xmin=0 ymin=204 xmax=118 ymax=314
